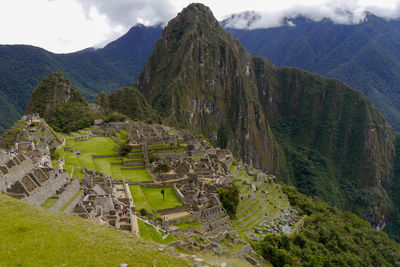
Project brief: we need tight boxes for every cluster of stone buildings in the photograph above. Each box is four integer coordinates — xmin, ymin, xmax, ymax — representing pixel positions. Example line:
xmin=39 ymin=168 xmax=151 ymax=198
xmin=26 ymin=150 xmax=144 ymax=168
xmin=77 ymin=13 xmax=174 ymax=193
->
xmin=74 ymin=168 xmax=139 ymax=235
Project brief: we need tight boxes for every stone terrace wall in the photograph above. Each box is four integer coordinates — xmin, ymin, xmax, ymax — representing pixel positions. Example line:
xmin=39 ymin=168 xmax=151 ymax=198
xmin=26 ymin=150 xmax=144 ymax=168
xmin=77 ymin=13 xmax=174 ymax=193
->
xmin=51 ymin=179 xmax=80 ymax=210
xmin=0 ymin=155 xmax=34 ymax=192
xmin=64 ymin=192 xmax=84 ymax=214
xmin=24 ymin=173 xmax=68 ymax=206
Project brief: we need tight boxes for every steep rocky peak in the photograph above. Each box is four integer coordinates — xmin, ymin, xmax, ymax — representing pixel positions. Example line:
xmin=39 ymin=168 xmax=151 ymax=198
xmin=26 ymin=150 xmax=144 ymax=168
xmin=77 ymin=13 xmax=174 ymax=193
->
xmin=160 ymin=3 xmax=225 ymax=47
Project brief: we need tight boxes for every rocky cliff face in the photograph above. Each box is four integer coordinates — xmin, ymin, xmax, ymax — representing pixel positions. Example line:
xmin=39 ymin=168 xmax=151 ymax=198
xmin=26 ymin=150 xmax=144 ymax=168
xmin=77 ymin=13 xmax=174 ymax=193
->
xmin=136 ymin=3 xmax=397 ymax=227
xmin=137 ymin=4 xmax=282 ymax=173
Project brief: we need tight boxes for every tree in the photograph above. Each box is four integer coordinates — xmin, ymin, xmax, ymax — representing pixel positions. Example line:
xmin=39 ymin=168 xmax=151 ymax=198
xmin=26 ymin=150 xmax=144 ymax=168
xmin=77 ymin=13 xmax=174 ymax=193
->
xmin=217 ymin=184 xmax=239 ymax=218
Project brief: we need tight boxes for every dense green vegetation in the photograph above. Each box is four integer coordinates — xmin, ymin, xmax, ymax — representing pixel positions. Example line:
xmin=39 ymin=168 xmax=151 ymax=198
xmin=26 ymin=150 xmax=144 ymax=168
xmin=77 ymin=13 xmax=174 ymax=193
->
xmin=0 ymin=194 xmax=189 ymax=266
xmin=135 ymin=3 xmax=397 ymax=233
xmin=0 ymin=25 xmax=162 ymax=134
xmin=255 ymin=185 xmax=400 ymax=266
xmin=26 ymin=72 xmax=98 ymax=133
xmin=217 ymin=184 xmax=239 ymax=218
xmin=226 ymin=15 xmax=400 ymax=131
xmin=384 ymin=134 xmax=400 ymax=242
xmin=106 ymin=86 xmax=160 ymax=124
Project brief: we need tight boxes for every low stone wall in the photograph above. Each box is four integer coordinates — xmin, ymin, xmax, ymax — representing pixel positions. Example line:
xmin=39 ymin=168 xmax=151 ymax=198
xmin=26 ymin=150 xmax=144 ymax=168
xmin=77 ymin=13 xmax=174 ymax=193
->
xmin=110 ymin=135 xmax=122 ymax=145
xmin=120 ymin=166 xmax=145 ymax=170
xmin=156 ymin=173 xmax=180 ymax=182
xmin=173 ymin=184 xmax=187 ymax=204
xmin=156 ymin=153 xmax=186 ymax=160
xmin=92 ymin=154 xmax=118 ymax=159
xmin=123 ymin=159 xmax=145 ymax=166
xmin=169 ymin=215 xmax=196 ymax=225
xmin=64 ymin=191 xmax=85 ymax=213
xmin=153 ymin=206 xmax=186 ymax=215
xmin=51 ymin=179 xmax=80 ymax=210
xmin=24 ymin=173 xmax=69 ymax=206
xmin=188 ymin=150 xmax=205 ymax=157
xmin=128 ymin=154 xmax=143 ymax=159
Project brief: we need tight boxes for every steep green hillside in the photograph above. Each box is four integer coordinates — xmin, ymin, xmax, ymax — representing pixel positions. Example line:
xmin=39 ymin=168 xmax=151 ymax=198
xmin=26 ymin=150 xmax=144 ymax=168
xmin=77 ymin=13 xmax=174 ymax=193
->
xmin=0 ymin=25 xmax=162 ymax=134
xmin=0 ymin=194 xmax=189 ymax=266
xmin=94 ymin=86 xmax=160 ymax=123
xmin=137 ymin=3 xmax=283 ymax=173
xmin=136 ymin=3 xmax=396 ymax=229
xmin=254 ymin=58 xmax=396 ymax=226
xmin=26 ymin=72 xmax=97 ymax=132
xmin=255 ymin=185 xmax=400 ymax=266
xmin=226 ymin=15 xmax=400 ymax=131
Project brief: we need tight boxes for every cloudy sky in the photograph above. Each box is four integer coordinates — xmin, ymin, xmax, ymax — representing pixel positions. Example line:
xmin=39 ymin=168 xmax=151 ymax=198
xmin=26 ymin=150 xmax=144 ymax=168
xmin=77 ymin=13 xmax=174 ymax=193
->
xmin=0 ymin=0 xmax=399 ymax=53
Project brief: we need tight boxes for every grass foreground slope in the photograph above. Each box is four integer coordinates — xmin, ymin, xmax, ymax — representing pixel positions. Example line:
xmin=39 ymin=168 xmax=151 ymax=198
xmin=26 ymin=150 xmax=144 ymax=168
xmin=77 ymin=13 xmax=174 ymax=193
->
xmin=0 ymin=194 xmax=190 ymax=267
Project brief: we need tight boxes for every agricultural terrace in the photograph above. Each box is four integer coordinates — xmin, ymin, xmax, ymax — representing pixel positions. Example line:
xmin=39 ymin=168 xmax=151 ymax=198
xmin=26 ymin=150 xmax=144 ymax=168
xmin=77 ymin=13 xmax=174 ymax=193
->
xmin=54 ymin=130 xmax=152 ymax=183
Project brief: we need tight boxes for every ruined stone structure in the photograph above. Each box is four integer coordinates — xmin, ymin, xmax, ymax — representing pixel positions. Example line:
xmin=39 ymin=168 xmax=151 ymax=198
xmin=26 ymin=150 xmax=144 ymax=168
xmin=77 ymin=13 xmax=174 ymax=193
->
xmin=74 ymin=168 xmax=138 ymax=235
xmin=0 ymin=152 xmax=79 ymax=208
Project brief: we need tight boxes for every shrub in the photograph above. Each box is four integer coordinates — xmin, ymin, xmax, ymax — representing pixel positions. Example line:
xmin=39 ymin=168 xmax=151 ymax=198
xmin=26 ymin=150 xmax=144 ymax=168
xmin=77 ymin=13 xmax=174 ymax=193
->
xmin=152 ymin=163 xmax=171 ymax=173
xmin=118 ymin=142 xmax=132 ymax=157
xmin=217 ymin=184 xmax=239 ymax=218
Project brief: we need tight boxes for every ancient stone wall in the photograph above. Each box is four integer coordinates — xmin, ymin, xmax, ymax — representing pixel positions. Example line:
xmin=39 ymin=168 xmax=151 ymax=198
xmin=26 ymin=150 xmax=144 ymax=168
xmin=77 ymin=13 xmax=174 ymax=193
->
xmin=153 ymin=206 xmax=187 ymax=215
xmin=51 ymin=179 xmax=80 ymax=210
xmin=91 ymin=155 xmax=118 ymax=159
xmin=64 ymin=192 xmax=85 ymax=213
xmin=0 ymin=155 xmax=34 ymax=192
xmin=24 ymin=173 xmax=68 ymax=206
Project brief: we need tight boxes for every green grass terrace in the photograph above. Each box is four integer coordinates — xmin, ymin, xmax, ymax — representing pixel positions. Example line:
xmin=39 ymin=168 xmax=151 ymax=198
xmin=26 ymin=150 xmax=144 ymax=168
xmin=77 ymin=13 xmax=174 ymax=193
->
xmin=55 ymin=134 xmax=153 ymax=182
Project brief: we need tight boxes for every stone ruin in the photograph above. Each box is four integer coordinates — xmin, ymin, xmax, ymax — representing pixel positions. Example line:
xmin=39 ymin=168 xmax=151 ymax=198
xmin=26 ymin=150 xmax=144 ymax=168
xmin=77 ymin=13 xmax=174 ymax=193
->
xmin=74 ymin=168 xmax=138 ymax=235
xmin=169 ymin=176 xmax=233 ymax=242
xmin=0 ymin=152 xmax=80 ymax=210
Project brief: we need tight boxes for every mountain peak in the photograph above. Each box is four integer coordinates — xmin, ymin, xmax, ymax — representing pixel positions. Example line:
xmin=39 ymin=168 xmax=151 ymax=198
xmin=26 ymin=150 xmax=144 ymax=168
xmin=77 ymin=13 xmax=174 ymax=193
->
xmin=163 ymin=3 xmax=220 ymax=35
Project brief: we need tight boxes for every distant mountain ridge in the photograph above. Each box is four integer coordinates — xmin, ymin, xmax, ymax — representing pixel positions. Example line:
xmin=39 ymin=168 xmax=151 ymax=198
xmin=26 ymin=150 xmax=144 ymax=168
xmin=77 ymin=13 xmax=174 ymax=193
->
xmin=0 ymin=25 xmax=162 ymax=133
xmin=224 ymin=14 xmax=400 ymax=131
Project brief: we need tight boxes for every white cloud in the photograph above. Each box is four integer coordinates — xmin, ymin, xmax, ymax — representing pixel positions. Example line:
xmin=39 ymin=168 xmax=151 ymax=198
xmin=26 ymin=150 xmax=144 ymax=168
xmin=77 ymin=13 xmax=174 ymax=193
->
xmin=222 ymin=0 xmax=400 ymax=29
xmin=77 ymin=0 xmax=176 ymax=27
xmin=1 ymin=0 xmax=400 ymax=53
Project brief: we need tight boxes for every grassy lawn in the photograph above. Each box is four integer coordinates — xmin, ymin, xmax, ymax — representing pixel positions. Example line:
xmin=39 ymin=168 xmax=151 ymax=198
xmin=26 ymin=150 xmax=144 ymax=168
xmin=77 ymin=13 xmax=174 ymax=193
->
xmin=73 ymin=137 xmax=118 ymax=155
xmin=174 ymin=221 xmax=202 ymax=230
xmin=137 ymin=219 xmax=177 ymax=244
xmin=0 ymin=194 xmax=189 ymax=266
xmin=142 ymin=187 xmax=183 ymax=210
xmin=129 ymin=185 xmax=152 ymax=214
xmin=77 ymin=154 xmax=95 ymax=170
xmin=41 ymin=197 xmax=59 ymax=209
xmin=121 ymin=169 xmax=153 ymax=182
xmin=93 ymin=158 xmax=113 ymax=176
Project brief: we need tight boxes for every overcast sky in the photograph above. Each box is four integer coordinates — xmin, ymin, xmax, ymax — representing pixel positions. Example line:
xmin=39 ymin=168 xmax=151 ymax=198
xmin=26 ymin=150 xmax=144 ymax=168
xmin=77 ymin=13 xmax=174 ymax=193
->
xmin=0 ymin=0 xmax=399 ymax=53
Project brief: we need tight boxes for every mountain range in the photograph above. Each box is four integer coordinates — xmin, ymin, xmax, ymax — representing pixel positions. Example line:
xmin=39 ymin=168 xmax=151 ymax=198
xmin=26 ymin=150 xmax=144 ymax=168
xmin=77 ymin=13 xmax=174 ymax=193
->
xmin=20 ymin=3 xmax=400 ymax=243
xmin=0 ymin=25 xmax=162 ymax=133
xmin=4 ymin=12 xmax=400 ymax=135
xmin=225 ymin=14 xmax=400 ymax=131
